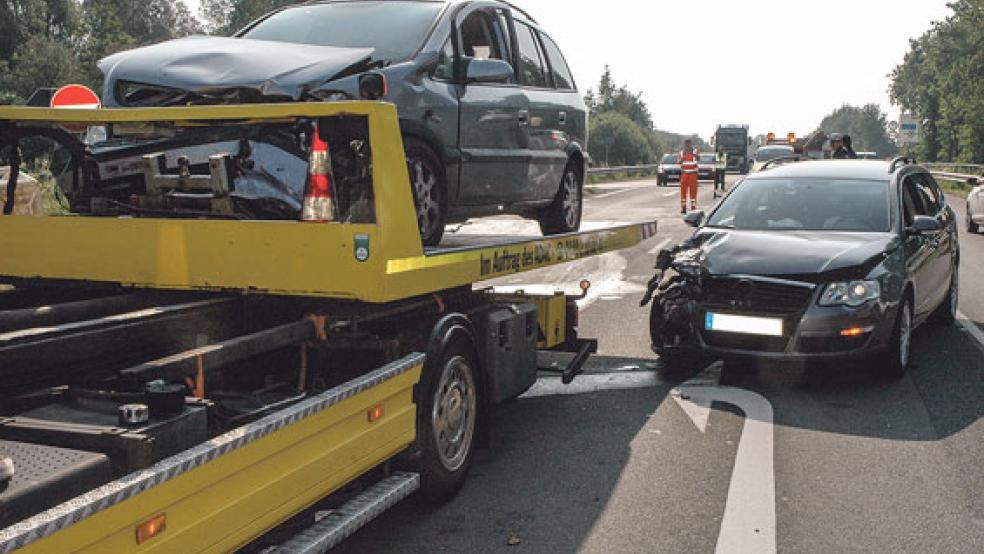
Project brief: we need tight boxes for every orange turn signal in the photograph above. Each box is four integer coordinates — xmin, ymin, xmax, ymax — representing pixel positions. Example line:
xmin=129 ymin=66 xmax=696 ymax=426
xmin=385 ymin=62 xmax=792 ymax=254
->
xmin=840 ymin=327 xmax=867 ymax=337
xmin=368 ymin=404 xmax=384 ymax=423
xmin=136 ymin=514 xmax=166 ymax=545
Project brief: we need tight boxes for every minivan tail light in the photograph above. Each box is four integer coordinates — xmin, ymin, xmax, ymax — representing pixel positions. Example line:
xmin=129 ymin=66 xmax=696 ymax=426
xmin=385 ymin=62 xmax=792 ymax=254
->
xmin=302 ymin=126 xmax=336 ymax=223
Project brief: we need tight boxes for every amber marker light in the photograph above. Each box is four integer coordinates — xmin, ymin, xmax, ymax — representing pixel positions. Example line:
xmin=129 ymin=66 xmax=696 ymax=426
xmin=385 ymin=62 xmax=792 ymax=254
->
xmin=136 ymin=514 xmax=166 ymax=545
xmin=368 ymin=404 xmax=385 ymax=423
xmin=840 ymin=327 xmax=869 ymax=337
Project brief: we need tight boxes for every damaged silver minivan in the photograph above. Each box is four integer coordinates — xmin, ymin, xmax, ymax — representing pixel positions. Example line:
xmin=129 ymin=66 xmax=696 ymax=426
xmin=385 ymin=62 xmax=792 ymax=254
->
xmin=95 ymin=0 xmax=588 ymax=246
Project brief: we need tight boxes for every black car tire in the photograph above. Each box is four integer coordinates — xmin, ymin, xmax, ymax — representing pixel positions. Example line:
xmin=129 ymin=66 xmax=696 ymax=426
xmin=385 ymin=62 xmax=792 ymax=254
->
xmin=538 ymin=159 xmax=583 ymax=236
xmin=930 ymin=268 xmax=958 ymax=325
xmin=878 ymin=298 xmax=913 ymax=378
xmin=967 ymin=207 xmax=979 ymax=233
xmin=405 ymin=137 xmax=447 ymax=247
xmin=413 ymin=337 xmax=480 ymax=504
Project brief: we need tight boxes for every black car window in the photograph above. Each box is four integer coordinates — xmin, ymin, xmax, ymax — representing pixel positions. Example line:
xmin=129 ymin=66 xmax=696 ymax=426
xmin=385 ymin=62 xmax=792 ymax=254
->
xmin=495 ymin=9 xmax=513 ymax=64
xmin=515 ymin=21 xmax=549 ymax=87
xmin=434 ymin=38 xmax=454 ymax=81
xmin=539 ymin=33 xmax=575 ymax=90
xmin=901 ymin=179 xmax=922 ymax=226
xmin=241 ymin=1 xmax=443 ymax=62
xmin=706 ymin=178 xmax=891 ymax=232
xmin=910 ymin=173 xmax=942 ymax=215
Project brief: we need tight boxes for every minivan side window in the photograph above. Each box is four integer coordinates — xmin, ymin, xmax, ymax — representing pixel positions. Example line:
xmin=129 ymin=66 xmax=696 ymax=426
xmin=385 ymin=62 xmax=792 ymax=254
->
xmin=514 ymin=21 xmax=549 ymax=88
xmin=539 ymin=33 xmax=575 ymax=90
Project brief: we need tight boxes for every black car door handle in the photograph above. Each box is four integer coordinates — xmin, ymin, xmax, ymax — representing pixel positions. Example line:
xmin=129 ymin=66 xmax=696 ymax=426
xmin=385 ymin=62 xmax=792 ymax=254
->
xmin=518 ymin=110 xmax=529 ymax=126
xmin=559 ymin=111 xmax=567 ymax=125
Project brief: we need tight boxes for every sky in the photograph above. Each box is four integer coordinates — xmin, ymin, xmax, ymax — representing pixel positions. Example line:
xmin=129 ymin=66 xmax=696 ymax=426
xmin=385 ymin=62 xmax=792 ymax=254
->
xmin=182 ymin=0 xmax=954 ymax=138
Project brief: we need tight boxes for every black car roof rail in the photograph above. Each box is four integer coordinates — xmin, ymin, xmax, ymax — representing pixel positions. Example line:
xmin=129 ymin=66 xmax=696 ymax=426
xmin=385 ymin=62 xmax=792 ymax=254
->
xmin=888 ymin=156 xmax=916 ymax=173
xmin=759 ymin=155 xmax=804 ymax=172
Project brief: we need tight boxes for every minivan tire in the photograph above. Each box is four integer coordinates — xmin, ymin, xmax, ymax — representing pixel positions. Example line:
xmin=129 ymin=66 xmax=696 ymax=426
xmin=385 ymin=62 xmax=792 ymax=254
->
xmin=405 ymin=137 xmax=447 ymax=247
xmin=538 ymin=159 xmax=582 ymax=236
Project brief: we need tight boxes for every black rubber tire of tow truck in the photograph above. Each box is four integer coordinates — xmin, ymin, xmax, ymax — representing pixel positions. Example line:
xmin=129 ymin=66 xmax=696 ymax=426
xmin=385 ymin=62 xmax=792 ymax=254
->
xmin=412 ymin=337 xmax=481 ymax=503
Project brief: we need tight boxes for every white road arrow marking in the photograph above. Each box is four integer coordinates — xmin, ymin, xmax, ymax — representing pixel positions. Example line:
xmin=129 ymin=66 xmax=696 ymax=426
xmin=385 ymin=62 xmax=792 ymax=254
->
xmin=672 ymin=363 xmax=777 ymax=554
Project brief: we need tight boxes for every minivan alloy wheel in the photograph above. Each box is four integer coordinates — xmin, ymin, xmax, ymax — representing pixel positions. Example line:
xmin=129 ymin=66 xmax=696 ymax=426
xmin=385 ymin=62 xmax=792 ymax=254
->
xmin=410 ymin=158 xmax=440 ymax=237
xmin=562 ymin=170 xmax=580 ymax=229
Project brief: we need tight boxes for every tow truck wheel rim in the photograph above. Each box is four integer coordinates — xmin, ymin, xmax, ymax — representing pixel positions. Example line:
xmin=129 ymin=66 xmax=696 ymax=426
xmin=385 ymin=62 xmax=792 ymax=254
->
xmin=432 ymin=355 xmax=476 ymax=472
xmin=410 ymin=158 xmax=439 ymax=237
xmin=899 ymin=302 xmax=912 ymax=368
xmin=562 ymin=170 xmax=580 ymax=228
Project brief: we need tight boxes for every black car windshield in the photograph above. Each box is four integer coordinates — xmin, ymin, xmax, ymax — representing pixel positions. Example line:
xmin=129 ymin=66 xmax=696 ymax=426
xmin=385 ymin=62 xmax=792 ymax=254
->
xmin=706 ymin=178 xmax=892 ymax=232
xmin=700 ymin=154 xmax=716 ymax=163
xmin=241 ymin=1 xmax=443 ymax=62
xmin=661 ymin=154 xmax=678 ymax=164
xmin=716 ymin=133 xmax=746 ymax=147
xmin=755 ymin=146 xmax=794 ymax=161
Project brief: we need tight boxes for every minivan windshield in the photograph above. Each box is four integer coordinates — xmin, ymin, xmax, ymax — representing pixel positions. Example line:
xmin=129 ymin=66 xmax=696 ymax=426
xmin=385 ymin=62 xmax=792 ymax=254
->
xmin=706 ymin=178 xmax=891 ymax=232
xmin=241 ymin=1 xmax=443 ymax=62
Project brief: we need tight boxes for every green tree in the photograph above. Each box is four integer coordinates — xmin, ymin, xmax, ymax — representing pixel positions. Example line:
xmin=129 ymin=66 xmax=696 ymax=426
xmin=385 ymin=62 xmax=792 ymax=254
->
xmin=199 ymin=0 xmax=298 ymax=35
xmin=817 ymin=104 xmax=898 ymax=157
xmin=589 ymin=111 xmax=653 ymax=166
xmin=890 ymin=0 xmax=984 ymax=163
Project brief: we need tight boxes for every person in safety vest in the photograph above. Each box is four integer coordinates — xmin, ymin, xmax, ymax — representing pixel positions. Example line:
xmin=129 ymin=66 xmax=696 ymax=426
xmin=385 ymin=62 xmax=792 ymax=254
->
xmin=713 ymin=148 xmax=727 ymax=198
xmin=678 ymin=139 xmax=700 ymax=214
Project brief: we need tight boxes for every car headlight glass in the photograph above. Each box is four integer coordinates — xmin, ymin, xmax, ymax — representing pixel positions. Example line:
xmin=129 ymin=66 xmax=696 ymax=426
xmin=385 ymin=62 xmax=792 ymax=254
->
xmin=819 ymin=280 xmax=881 ymax=307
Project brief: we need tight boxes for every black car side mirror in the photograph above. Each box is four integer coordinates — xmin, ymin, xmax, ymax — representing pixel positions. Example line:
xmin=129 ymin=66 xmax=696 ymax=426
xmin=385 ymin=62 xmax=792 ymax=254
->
xmin=967 ymin=177 xmax=980 ymax=187
xmin=906 ymin=215 xmax=943 ymax=235
xmin=683 ymin=210 xmax=705 ymax=227
xmin=463 ymin=58 xmax=514 ymax=84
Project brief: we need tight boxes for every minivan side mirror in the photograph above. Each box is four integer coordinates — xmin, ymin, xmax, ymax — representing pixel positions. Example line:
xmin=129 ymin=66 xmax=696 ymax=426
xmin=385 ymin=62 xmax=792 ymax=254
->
xmin=683 ymin=210 xmax=705 ymax=227
xmin=906 ymin=215 xmax=943 ymax=235
xmin=463 ymin=58 xmax=514 ymax=84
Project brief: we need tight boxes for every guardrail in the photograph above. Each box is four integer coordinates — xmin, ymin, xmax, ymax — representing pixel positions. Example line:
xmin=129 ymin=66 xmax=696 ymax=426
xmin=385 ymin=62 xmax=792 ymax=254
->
xmin=923 ymin=162 xmax=983 ymax=176
xmin=586 ymin=164 xmax=659 ymax=176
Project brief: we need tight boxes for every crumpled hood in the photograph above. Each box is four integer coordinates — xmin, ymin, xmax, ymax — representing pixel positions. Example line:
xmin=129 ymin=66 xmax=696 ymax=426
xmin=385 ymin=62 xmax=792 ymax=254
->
xmin=691 ymin=229 xmax=898 ymax=278
xmin=100 ymin=35 xmax=374 ymax=105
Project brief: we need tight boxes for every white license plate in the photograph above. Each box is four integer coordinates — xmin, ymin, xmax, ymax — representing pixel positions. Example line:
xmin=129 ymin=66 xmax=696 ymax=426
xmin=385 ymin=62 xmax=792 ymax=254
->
xmin=705 ymin=312 xmax=783 ymax=336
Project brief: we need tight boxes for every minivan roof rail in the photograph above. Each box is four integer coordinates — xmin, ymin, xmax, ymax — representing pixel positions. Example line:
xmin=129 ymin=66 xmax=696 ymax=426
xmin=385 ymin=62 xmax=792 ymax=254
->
xmin=888 ymin=156 xmax=916 ymax=173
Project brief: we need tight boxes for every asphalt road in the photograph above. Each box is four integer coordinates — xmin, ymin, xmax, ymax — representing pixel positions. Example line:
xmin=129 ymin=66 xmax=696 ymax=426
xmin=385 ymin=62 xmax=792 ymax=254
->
xmin=338 ymin=176 xmax=984 ymax=553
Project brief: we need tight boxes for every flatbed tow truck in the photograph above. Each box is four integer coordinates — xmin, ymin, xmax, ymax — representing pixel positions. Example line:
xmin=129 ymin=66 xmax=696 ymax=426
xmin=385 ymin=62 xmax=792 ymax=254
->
xmin=0 ymin=102 xmax=658 ymax=553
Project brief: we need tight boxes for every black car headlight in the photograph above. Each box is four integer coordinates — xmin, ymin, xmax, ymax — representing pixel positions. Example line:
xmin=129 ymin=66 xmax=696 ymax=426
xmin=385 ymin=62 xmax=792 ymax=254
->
xmin=818 ymin=280 xmax=880 ymax=307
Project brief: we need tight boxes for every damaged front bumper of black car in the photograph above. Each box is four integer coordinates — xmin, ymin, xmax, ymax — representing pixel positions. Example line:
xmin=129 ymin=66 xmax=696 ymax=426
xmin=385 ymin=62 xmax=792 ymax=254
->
xmin=652 ymin=274 xmax=898 ymax=365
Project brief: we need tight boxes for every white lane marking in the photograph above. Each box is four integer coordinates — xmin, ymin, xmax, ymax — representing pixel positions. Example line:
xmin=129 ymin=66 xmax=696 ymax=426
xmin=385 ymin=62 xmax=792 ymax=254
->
xmin=593 ymin=187 xmax=648 ymax=200
xmin=956 ymin=310 xmax=984 ymax=352
xmin=648 ymin=237 xmax=672 ymax=255
xmin=662 ymin=191 xmax=678 ymax=197
xmin=520 ymin=372 xmax=659 ymax=398
xmin=673 ymin=363 xmax=777 ymax=554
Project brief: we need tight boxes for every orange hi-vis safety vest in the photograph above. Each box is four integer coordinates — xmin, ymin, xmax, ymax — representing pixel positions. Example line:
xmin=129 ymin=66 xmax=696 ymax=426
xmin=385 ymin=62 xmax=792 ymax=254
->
xmin=679 ymin=150 xmax=700 ymax=174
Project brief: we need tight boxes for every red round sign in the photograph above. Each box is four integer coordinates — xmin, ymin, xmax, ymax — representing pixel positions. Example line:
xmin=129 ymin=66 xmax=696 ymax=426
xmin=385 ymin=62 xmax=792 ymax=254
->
xmin=50 ymin=84 xmax=101 ymax=133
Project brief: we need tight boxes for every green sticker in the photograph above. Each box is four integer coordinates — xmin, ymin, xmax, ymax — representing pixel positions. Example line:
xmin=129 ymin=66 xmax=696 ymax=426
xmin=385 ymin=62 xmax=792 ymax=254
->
xmin=354 ymin=234 xmax=370 ymax=262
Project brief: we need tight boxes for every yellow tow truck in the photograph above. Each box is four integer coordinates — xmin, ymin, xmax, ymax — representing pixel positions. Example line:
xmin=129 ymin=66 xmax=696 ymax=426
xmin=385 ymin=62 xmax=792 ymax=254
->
xmin=0 ymin=102 xmax=658 ymax=553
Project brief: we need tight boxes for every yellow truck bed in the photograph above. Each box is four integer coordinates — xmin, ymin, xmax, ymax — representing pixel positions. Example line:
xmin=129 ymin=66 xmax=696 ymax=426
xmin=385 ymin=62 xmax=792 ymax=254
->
xmin=0 ymin=102 xmax=657 ymax=302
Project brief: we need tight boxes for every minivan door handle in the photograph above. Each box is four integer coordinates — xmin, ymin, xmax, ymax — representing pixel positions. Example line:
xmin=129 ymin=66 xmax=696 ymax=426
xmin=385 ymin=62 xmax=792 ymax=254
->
xmin=518 ymin=110 xmax=529 ymax=126
xmin=559 ymin=111 xmax=567 ymax=125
